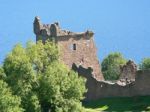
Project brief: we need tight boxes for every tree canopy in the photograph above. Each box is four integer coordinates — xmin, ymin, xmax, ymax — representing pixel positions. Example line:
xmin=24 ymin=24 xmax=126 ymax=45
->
xmin=1 ymin=41 xmax=86 ymax=112
xmin=101 ymin=52 xmax=127 ymax=80
xmin=140 ymin=58 xmax=150 ymax=70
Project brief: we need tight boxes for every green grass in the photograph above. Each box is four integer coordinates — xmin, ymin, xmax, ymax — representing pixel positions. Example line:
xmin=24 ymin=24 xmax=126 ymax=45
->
xmin=84 ymin=105 xmax=108 ymax=112
xmin=83 ymin=96 xmax=150 ymax=112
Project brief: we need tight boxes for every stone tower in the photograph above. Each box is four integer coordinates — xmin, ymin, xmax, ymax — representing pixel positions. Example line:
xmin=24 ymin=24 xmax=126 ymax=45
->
xmin=33 ymin=17 xmax=104 ymax=81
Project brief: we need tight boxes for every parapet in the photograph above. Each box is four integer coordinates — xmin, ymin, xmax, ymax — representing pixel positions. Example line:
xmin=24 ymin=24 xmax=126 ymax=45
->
xmin=33 ymin=16 xmax=94 ymax=38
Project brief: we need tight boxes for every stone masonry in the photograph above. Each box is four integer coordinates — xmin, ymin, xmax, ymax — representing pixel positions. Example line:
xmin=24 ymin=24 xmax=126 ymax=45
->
xmin=33 ymin=17 xmax=104 ymax=81
xmin=119 ymin=60 xmax=137 ymax=85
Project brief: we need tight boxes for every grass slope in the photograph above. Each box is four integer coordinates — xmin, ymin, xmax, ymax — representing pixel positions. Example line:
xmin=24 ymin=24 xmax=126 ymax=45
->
xmin=83 ymin=96 xmax=150 ymax=112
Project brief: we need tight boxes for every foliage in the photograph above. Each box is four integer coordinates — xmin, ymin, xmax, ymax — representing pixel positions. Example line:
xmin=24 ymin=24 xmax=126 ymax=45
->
xmin=101 ymin=52 xmax=127 ymax=80
xmin=0 ymin=66 xmax=6 ymax=80
xmin=0 ymin=80 xmax=23 ymax=112
xmin=26 ymin=40 xmax=59 ymax=73
xmin=2 ymin=40 xmax=86 ymax=112
xmin=38 ymin=62 xmax=86 ymax=112
xmin=3 ymin=43 xmax=41 ymax=112
xmin=140 ymin=58 xmax=150 ymax=70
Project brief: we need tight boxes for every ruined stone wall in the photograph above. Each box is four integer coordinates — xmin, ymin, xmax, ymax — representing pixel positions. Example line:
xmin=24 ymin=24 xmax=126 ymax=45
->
xmin=57 ymin=35 xmax=103 ymax=80
xmin=76 ymin=67 xmax=150 ymax=101
xmin=120 ymin=60 xmax=137 ymax=81
xmin=134 ymin=70 xmax=150 ymax=96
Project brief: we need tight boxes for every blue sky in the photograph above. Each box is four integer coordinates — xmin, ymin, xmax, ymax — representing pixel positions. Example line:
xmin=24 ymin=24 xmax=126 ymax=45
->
xmin=0 ymin=0 xmax=150 ymax=64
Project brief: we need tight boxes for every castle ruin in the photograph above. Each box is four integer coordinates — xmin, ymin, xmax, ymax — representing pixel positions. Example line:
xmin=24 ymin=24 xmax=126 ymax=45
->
xmin=34 ymin=17 xmax=150 ymax=101
xmin=34 ymin=16 xmax=104 ymax=81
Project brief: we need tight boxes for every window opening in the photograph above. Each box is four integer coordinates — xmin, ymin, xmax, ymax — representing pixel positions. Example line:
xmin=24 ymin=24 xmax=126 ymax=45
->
xmin=73 ymin=44 xmax=76 ymax=50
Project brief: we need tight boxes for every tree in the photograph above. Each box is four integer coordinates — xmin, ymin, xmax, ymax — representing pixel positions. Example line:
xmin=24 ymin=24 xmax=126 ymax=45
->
xmin=38 ymin=62 xmax=86 ymax=112
xmin=3 ymin=40 xmax=86 ymax=112
xmin=140 ymin=58 xmax=150 ymax=70
xmin=3 ymin=44 xmax=41 ymax=112
xmin=26 ymin=41 xmax=86 ymax=111
xmin=101 ymin=52 xmax=127 ymax=80
xmin=0 ymin=80 xmax=23 ymax=112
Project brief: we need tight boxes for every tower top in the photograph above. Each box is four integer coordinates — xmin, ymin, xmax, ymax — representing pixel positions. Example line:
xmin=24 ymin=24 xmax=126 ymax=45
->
xmin=33 ymin=17 xmax=94 ymax=37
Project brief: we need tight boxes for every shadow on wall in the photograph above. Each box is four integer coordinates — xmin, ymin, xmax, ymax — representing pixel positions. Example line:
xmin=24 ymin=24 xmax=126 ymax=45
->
xmin=72 ymin=64 xmax=150 ymax=101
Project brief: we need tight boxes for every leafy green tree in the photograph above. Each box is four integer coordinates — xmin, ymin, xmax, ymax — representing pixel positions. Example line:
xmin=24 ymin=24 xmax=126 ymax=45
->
xmin=3 ymin=40 xmax=86 ymax=112
xmin=38 ymin=61 xmax=86 ymax=112
xmin=26 ymin=41 xmax=85 ymax=111
xmin=140 ymin=58 xmax=150 ymax=70
xmin=3 ymin=44 xmax=41 ymax=112
xmin=101 ymin=52 xmax=127 ymax=80
xmin=0 ymin=80 xmax=23 ymax=112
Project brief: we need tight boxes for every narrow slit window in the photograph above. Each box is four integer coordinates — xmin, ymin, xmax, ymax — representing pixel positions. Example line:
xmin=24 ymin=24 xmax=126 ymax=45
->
xmin=73 ymin=44 xmax=76 ymax=50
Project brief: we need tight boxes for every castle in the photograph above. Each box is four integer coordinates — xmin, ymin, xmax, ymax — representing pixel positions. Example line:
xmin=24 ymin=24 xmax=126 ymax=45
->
xmin=34 ymin=17 xmax=150 ymax=100
xmin=34 ymin=16 xmax=103 ymax=81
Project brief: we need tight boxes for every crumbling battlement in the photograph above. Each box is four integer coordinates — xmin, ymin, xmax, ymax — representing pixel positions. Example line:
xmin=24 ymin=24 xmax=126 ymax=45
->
xmin=74 ymin=64 xmax=150 ymax=100
xmin=34 ymin=17 xmax=104 ymax=81
xmin=34 ymin=16 xmax=94 ymax=40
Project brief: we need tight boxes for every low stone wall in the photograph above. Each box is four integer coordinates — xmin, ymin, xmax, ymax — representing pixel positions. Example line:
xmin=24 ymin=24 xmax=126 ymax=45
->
xmin=134 ymin=70 xmax=150 ymax=96
xmin=74 ymin=65 xmax=150 ymax=101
